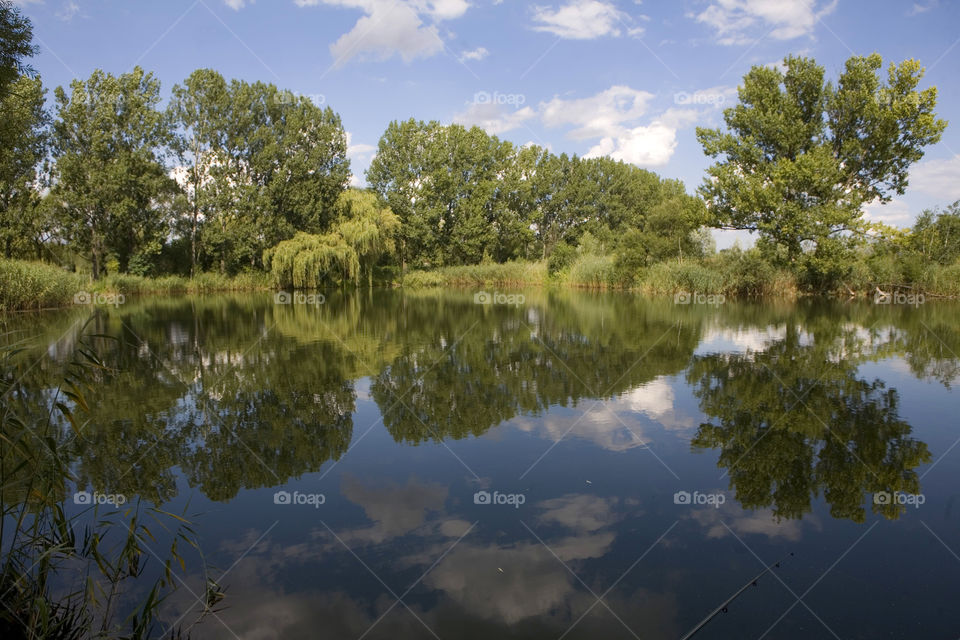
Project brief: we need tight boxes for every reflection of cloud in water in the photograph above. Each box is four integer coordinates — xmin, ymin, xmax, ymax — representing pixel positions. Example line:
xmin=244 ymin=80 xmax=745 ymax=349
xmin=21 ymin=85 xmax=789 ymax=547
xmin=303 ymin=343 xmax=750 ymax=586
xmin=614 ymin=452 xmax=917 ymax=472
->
xmin=537 ymin=493 xmax=622 ymax=533
xmin=178 ymin=490 xmax=679 ymax=638
xmin=696 ymin=325 xmax=791 ymax=355
xmin=336 ymin=474 xmax=449 ymax=544
xmin=688 ymin=502 xmax=821 ymax=542
xmin=511 ymin=377 xmax=695 ymax=449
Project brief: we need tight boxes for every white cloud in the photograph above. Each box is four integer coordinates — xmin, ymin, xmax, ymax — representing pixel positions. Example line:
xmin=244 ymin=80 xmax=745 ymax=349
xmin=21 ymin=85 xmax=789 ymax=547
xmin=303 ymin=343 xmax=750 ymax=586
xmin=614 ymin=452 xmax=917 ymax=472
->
xmin=459 ymin=46 xmax=489 ymax=61
xmin=694 ymin=0 xmax=838 ymax=46
xmin=908 ymin=1 xmax=938 ymax=16
xmin=453 ymin=102 xmax=537 ymax=135
xmin=295 ymin=0 xmax=470 ymax=65
xmin=531 ymin=0 xmax=633 ymax=39
xmin=909 ymin=154 xmax=960 ymax=201
xmin=223 ymin=0 xmax=251 ymax=10
xmin=346 ymin=132 xmax=377 ymax=187
xmin=538 ymin=85 xmax=727 ymax=167
xmin=585 ymin=125 xmax=676 ymax=167
xmin=863 ymin=198 xmax=913 ymax=226
xmin=540 ymin=85 xmax=653 ymax=139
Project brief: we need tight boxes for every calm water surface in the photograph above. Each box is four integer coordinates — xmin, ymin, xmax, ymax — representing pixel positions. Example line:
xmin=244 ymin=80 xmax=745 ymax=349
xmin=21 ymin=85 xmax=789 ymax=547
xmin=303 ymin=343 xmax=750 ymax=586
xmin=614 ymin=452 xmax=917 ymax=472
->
xmin=3 ymin=290 xmax=959 ymax=639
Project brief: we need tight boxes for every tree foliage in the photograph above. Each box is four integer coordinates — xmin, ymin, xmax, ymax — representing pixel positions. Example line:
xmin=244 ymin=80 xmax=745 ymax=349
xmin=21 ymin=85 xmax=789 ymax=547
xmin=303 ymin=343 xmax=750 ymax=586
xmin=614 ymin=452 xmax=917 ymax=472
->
xmin=698 ymin=54 xmax=946 ymax=274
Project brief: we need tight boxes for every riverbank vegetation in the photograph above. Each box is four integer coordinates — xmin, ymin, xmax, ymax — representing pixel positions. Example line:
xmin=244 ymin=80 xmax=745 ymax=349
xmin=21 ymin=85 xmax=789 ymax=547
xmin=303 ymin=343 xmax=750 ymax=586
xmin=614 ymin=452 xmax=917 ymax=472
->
xmin=0 ymin=1 xmax=955 ymax=312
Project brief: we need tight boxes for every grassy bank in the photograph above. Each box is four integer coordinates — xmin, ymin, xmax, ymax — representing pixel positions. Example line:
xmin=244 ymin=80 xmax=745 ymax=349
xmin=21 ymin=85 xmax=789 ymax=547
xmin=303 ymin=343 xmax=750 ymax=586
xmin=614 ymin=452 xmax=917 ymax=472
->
xmin=0 ymin=259 xmax=271 ymax=312
xmin=399 ymin=251 xmax=960 ymax=300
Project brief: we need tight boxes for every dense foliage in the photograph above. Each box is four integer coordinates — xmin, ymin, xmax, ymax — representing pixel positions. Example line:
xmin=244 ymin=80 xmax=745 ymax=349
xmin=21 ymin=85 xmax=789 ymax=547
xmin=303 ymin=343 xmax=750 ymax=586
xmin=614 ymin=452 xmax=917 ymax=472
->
xmin=0 ymin=4 xmax=954 ymax=301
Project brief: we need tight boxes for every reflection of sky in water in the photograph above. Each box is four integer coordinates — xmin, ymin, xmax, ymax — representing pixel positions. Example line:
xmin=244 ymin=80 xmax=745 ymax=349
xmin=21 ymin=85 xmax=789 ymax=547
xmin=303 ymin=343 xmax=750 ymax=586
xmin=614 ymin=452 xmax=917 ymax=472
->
xmin=7 ymin=293 xmax=959 ymax=639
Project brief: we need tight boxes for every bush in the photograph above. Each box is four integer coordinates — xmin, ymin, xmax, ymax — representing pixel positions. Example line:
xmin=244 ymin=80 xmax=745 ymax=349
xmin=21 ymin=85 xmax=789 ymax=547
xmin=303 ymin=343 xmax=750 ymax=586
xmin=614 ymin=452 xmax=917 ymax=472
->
xmin=566 ymin=254 xmax=615 ymax=288
xmin=548 ymin=243 xmax=576 ymax=275
xmin=0 ymin=260 xmax=83 ymax=312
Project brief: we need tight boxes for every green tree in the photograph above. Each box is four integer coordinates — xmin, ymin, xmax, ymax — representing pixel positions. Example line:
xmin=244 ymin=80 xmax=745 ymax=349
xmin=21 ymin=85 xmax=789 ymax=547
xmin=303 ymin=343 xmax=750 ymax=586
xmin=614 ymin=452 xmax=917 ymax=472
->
xmin=0 ymin=75 xmax=47 ymax=259
xmin=698 ymin=54 xmax=946 ymax=274
xmin=264 ymin=190 xmax=400 ymax=288
xmin=910 ymin=201 xmax=960 ymax=265
xmin=0 ymin=0 xmax=37 ymax=97
xmin=168 ymin=68 xmax=230 ymax=276
xmin=51 ymin=67 xmax=175 ymax=278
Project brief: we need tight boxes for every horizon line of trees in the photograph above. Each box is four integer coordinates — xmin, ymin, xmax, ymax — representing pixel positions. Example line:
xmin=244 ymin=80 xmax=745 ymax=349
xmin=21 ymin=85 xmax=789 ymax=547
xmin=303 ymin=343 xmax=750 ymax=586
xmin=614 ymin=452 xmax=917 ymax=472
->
xmin=1 ymin=0 xmax=956 ymax=292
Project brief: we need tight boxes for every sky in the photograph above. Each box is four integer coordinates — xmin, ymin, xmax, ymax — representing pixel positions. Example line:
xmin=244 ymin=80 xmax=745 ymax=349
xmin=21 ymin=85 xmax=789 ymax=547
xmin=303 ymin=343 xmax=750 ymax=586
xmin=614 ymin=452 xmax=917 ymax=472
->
xmin=14 ymin=0 xmax=960 ymax=248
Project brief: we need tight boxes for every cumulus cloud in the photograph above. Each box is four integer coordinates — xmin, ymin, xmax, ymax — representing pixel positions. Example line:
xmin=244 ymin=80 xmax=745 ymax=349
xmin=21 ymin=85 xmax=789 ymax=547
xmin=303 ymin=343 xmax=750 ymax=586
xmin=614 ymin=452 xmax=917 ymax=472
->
xmin=540 ymin=85 xmax=654 ymax=139
xmin=694 ymin=0 xmax=839 ymax=45
xmin=531 ymin=0 xmax=633 ymax=39
xmin=909 ymin=154 xmax=960 ymax=201
xmin=863 ymin=198 xmax=914 ymax=226
xmin=453 ymin=102 xmax=537 ymax=135
xmin=459 ymin=46 xmax=489 ymax=61
xmin=295 ymin=0 xmax=470 ymax=65
xmin=223 ymin=0 xmax=251 ymax=10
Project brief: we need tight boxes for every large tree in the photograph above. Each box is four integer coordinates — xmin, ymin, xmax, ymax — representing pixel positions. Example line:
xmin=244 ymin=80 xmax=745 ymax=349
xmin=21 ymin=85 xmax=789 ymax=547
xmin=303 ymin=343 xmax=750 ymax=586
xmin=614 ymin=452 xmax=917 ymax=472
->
xmin=169 ymin=73 xmax=350 ymax=274
xmin=51 ymin=67 xmax=175 ymax=278
xmin=0 ymin=74 xmax=46 ymax=259
xmin=697 ymin=54 xmax=946 ymax=268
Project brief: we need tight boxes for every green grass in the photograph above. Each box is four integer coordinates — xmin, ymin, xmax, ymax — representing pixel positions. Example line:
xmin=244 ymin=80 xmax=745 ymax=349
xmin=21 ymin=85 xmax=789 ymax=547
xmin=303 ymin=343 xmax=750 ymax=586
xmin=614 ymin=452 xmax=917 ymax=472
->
xmin=401 ymin=261 xmax=548 ymax=288
xmin=0 ymin=259 xmax=272 ymax=312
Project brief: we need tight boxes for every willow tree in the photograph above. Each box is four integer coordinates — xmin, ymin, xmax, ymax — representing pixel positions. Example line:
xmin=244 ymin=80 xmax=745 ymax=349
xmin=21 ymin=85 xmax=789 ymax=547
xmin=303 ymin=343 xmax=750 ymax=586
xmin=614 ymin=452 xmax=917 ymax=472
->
xmin=697 ymin=54 xmax=946 ymax=279
xmin=336 ymin=190 xmax=400 ymax=288
xmin=264 ymin=190 xmax=399 ymax=289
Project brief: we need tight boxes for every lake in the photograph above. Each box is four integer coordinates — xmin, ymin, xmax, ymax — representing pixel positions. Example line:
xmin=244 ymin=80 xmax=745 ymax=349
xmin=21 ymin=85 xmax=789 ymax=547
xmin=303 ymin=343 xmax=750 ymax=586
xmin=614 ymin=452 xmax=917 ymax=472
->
xmin=3 ymin=289 xmax=959 ymax=639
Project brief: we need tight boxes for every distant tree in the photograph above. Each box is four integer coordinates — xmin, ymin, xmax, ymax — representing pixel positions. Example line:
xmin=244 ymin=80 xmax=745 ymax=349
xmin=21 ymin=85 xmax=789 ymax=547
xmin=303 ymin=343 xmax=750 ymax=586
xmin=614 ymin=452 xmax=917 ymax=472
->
xmin=698 ymin=54 xmax=946 ymax=271
xmin=51 ymin=67 xmax=175 ymax=278
xmin=910 ymin=201 xmax=960 ymax=265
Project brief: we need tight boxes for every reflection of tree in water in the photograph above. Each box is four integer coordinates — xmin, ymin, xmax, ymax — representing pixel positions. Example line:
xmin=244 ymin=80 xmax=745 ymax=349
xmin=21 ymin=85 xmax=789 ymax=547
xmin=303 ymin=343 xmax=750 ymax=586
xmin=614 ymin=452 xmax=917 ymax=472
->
xmin=4 ymin=294 xmax=952 ymax=509
xmin=371 ymin=294 xmax=702 ymax=445
xmin=688 ymin=325 xmax=931 ymax=522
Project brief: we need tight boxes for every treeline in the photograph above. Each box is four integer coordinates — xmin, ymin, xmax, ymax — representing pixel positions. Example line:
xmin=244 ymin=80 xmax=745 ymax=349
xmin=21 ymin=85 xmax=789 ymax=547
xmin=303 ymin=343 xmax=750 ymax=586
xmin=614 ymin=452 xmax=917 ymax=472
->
xmin=2 ymin=68 xmax=706 ymax=283
xmin=2 ymin=1 xmax=959 ymax=299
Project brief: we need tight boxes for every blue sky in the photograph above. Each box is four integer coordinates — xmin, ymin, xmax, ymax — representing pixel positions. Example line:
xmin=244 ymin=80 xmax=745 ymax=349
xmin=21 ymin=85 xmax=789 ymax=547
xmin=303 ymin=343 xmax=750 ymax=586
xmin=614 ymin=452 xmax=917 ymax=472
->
xmin=15 ymin=0 xmax=960 ymax=246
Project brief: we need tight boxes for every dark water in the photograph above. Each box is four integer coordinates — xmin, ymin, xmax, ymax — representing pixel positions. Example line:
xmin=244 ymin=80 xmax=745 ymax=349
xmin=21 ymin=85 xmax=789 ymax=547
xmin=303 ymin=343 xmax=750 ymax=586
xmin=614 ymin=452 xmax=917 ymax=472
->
xmin=3 ymin=290 xmax=959 ymax=639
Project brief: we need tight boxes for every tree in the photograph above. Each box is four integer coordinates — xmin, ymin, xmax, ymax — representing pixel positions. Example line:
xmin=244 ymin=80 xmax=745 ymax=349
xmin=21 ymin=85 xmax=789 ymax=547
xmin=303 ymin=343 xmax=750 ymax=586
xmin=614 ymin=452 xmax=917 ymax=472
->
xmin=51 ymin=67 xmax=175 ymax=278
xmin=910 ymin=201 xmax=960 ymax=265
xmin=263 ymin=189 xmax=399 ymax=288
xmin=335 ymin=190 xmax=400 ymax=287
xmin=168 ymin=68 xmax=230 ymax=276
xmin=697 ymin=54 xmax=946 ymax=270
xmin=0 ymin=0 xmax=37 ymax=97
xmin=171 ymin=75 xmax=350 ymax=274
xmin=0 ymin=74 xmax=46 ymax=259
